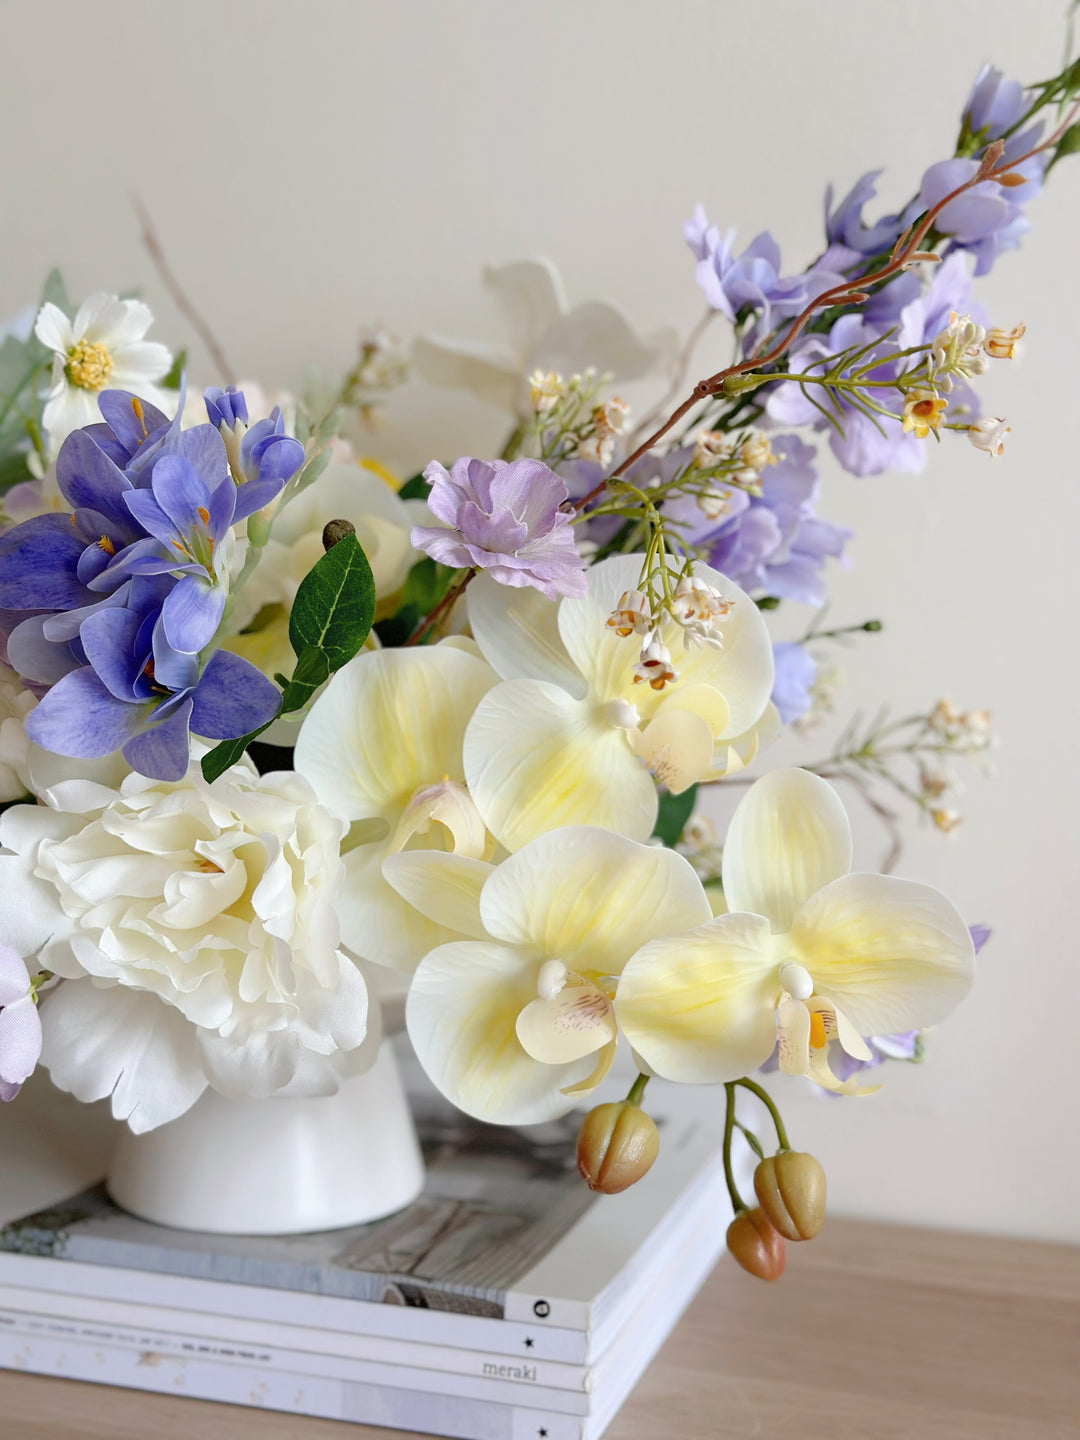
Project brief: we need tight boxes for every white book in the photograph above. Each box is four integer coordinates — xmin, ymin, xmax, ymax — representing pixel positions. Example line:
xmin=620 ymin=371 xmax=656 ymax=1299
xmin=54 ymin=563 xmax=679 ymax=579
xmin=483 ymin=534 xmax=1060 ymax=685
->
xmin=0 ymin=1080 xmax=726 ymax=1367
xmin=0 ymin=1185 xmax=726 ymax=1438
xmin=0 ymin=1160 xmax=728 ymax=1396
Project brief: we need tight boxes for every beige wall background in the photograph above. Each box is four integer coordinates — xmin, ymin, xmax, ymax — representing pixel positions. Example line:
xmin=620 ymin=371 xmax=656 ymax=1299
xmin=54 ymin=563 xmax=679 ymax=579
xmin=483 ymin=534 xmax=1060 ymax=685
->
xmin=1 ymin=0 xmax=1077 ymax=1241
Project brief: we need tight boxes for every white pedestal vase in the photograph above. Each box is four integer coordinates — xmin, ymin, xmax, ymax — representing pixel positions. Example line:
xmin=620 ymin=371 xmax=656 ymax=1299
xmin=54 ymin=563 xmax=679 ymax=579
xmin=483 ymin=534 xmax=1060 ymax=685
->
xmin=106 ymin=1041 xmax=425 ymax=1235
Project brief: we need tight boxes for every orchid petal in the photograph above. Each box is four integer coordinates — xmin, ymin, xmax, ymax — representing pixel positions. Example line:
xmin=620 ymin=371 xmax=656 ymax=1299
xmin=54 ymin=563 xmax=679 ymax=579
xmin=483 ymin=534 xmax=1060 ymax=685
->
xmin=294 ymin=645 xmax=497 ymax=825
xmin=466 ymin=572 xmax=584 ymax=693
xmin=616 ymin=912 xmax=780 ymax=1083
xmin=516 ymin=981 xmax=616 ymax=1065
xmin=406 ymin=940 xmax=597 ymax=1124
xmin=337 ymin=843 xmax=473 ymax=972
xmin=411 ymin=335 xmax=520 ymax=412
xmin=485 ymin=258 xmax=568 ymax=350
xmin=790 ymin=872 xmax=975 ymax=1036
xmin=560 ymin=1038 xmax=617 ymax=1098
xmin=722 ymin=767 xmax=853 ymax=931
xmin=531 ymin=302 xmax=676 ymax=385
xmin=464 ymin=679 xmax=658 ymax=849
xmin=0 ymin=996 xmax=42 ymax=1086
xmin=633 ymin=705 xmax=718 ymax=795
xmin=380 ymin=851 xmax=493 ymax=940
xmin=478 ymin=825 xmax=710 ymax=975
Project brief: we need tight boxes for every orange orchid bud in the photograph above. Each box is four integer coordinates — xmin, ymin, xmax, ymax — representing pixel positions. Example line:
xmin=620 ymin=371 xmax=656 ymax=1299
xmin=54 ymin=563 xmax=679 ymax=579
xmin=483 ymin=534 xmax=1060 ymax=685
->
xmin=726 ymin=1207 xmax=786 ymax=1281
xmin=576 ymin=1102 xmax=659 ymax=1194
xmin=753 ymin=1151 xmax=827 ymax=1241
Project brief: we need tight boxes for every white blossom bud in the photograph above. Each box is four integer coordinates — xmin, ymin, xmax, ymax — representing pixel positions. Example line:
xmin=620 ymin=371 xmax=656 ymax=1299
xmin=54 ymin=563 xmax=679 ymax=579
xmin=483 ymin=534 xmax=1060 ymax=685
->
xmin=967 ymin=416 xmax=1010 ymax=457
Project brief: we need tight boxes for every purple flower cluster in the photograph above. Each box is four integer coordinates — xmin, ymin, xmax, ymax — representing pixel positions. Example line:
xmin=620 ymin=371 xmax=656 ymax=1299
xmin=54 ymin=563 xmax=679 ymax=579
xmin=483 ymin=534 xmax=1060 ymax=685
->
xmin=770 ymin=642 xmax=818 ymax=725
xmin=0 ymin=388 xmax=304 ymax=780
xmin=412 ymin=456 xmax=587 ymax=600
xmin=661 ymin=434 xmax=850 ymax=604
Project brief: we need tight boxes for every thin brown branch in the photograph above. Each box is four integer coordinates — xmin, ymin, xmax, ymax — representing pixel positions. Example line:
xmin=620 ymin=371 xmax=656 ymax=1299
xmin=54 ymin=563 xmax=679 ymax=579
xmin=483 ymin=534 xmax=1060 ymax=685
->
xmin=131 ymin=194 xmax=236 ymax=385
xmin=574 ymin=102 xmax=1080 ymax=515
xmin=405 ymin=569 xmax=475 ymax=645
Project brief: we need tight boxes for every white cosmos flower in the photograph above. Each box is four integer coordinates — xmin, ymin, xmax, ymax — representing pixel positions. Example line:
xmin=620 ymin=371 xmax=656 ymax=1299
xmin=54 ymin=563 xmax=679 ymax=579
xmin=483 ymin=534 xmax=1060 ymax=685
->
xmin=616 ymin=768 xmax=975 ymax=1094
xmin=413 ymin=258 xmax=676 ymax=416
xmin=0 ymin=758 xmax=372 ymax=1132
xmin=293 ymin=642 xmax=500 ymax=972
xmin=35 ymin=294 xmax=173 ymax=454
xmin=406 ymin=826 xmax=711 ymax=1124
xmin=463 ymin=554 xmax=776 ymax=852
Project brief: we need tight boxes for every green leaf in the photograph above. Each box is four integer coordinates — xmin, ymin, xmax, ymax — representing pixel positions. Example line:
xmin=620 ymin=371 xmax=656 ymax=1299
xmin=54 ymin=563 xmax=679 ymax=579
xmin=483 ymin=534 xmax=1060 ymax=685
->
xmin=373 ymin=556 xmax=454 ymax=647
xmin=288 ymin=531 xmax=375 ymax=671
xmin=160 ymin=348 xmax=187 ymax=390
xmin=652 ymin=784 xmax=698 ymax=848
xmin=201 ymin=720 xmax=277 ymax=783
xmin=279 ymin=646 xmax=331 ymax=713
xmin=39 ymin=268 xmax=72 ymax=323
xmin=397 ymin=471 xmax=430 ymax=500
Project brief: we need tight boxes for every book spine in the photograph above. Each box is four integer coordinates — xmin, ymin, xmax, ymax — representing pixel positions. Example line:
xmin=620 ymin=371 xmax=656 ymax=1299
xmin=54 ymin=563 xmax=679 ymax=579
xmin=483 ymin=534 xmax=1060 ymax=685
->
xmin=0 ymin=1286 xmax=591 ymax=1391
xmin=0 ymin=1328 xmax=585 ymax=1440
xmin=0 ymin=1307 xmax=592 ymax=1416
xmin=0 ymin=1251 xmax=587 ymax=1363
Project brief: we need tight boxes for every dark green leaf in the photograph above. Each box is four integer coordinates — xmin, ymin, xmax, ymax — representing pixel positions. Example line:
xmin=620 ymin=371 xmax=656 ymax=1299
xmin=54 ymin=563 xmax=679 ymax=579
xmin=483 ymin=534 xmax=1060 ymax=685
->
xmin=288 ymin=531 xmax=375 ymax=671
xmin=201 ymin=721 xmax=276 ymax=783
xmin=652 ymin=784 xmax=698 ymax=848
xmin=280 ymin=646 xmax=331 ymax=713
xmin=397 ymin=471 xmax=431 ymax=500
xmin=373 ymin=556 xmax=454 ymax=647
xmin=0 ymin=446 xmax=32 ymax=496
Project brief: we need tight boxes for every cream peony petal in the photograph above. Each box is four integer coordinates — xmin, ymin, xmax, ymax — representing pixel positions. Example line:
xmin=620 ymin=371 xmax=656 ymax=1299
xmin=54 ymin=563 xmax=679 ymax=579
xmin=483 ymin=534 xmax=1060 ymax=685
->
xmin=463 ymin=679 xmax=658 ymax=849
xmin=406 ymin=940 xmax=596 ymax=1124
xmin=479 ymin=826 xmax=711 ymax=978
xmin=39 ymin=979 xmax=208 ymax=1133
xmin=467 ymin=573 xmax=584 ymax=694
xmin=381 ymin=851 xmax=493 ymax=940
xmin=790 ymin=872 xmax=975 ymax=1037
xmin=722 ymin=768 xmax=853 ymax=931
xmin=515 ymin=981 xmax=616 ymax=1064
xmin=633 ymin=706 xmax=717 ymax=794
xmin=337 ymin=842 xmax=470 ymax=972
xmin=616 ymin=912 xmax=780 ymax=1084
xmin=294 ymin=644 xmax=497 ymax=825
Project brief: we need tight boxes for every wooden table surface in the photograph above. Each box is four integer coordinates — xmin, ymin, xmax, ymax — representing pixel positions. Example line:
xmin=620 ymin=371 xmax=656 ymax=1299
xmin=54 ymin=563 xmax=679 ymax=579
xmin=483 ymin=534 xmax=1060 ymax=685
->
xmin=0 ymin=1218 xmax=1077 ymax=1440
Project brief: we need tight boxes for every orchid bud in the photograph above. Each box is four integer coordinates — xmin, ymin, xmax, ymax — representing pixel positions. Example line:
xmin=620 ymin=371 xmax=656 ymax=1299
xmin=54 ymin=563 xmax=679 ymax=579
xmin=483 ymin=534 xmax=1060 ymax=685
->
xmin=726 ymin=1207 xmax=785 ymax=1281
xmin=753 ymin=1151 xmax=827 ymax=1241
xmin=576 ymin=1102 xmax=659 ymax=1194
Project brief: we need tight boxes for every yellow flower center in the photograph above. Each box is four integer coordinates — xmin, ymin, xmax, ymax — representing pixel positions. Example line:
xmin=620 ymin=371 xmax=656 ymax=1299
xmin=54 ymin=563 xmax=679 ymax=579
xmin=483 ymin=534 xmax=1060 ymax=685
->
xmin=808 ymin=1011 xmax=828 ymax=1049
xmin=66 ymin=340 xmax=114 ymax=391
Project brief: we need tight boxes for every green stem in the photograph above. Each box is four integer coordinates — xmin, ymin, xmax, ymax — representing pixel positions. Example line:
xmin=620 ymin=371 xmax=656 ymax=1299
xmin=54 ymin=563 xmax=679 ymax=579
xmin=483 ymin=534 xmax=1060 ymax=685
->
xmin=734 ymin=1077 xmax=791 ymax=1152
xmin=722 ymin=1082 xmax=748 ymax=1213
xmin=626 ymin=1072 xmax=650 ymax=1107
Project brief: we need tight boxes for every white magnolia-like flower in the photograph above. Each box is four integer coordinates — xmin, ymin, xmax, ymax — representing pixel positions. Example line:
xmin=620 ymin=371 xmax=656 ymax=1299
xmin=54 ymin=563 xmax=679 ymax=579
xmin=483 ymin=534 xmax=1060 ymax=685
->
xmin=34 ymin=294 xmax=173 ymax=454
xmin=463 ymin=554 xmax=776 ymax=851
xmin=0 ymin=759 xmax=372 ymax=1131
xmin=293 ymin=642 xmax=499 ymax=971
xmin=616 ymin=768 xmax=975 ymax=1093
xmin=406 ymin=826 xmax=711 ymax=1124
xmin=414 ymin=259 xmax=676 ymax=416
xmin=967 ymin=416 xmax=1010 ymax=456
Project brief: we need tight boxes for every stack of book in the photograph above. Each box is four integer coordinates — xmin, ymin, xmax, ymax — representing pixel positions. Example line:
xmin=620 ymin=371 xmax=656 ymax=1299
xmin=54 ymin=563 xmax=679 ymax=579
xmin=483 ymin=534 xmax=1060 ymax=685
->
xmin=0 ymin=1071 xmax=731 ymax=1439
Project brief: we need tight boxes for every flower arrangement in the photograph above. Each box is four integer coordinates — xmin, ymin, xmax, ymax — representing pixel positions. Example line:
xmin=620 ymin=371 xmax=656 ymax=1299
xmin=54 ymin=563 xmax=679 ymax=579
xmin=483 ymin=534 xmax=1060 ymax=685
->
xmin=0 ymin=53 xmax=1075 ymax=1277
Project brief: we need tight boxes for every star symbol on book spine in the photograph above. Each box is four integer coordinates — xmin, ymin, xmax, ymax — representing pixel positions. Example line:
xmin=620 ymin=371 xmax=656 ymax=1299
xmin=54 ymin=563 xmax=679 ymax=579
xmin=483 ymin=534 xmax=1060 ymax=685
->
xmin=524 ymin=1337 xmax=534 ymax=1348
xmin=538 ymin=1429 xmax=548 ymax=1437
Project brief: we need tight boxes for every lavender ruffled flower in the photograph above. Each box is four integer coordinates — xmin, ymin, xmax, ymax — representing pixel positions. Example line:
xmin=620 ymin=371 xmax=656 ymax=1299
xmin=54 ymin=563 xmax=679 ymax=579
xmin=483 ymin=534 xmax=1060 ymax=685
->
xmin=0 ymin=944 xmax=42 ymax=1102
xmin=411 ymin=457 xmax=587 ymax=600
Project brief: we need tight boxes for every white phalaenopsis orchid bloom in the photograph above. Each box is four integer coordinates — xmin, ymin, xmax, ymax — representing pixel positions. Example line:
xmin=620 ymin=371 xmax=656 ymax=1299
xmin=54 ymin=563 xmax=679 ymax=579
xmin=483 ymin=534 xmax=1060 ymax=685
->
xmin=616 ymin=768 xmax=975 ymax=1093
xmin=405 ymin=826 xmax=711 ymax=1124
xmin=34 ymin=293 xmax=173 ymax=454
xmin=293 ymin=643 xmax=499 ymax=971
xmin=413 ymin=259 xmax=676 ymax=417
xmin=463 ymin=554 xmax=776 ymax=852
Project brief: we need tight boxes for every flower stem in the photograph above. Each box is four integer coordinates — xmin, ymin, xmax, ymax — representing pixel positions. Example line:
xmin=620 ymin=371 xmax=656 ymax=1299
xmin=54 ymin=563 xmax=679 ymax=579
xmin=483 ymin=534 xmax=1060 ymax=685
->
xmin=723 ymin=1082 xmax=748 ymax=1213
xmin=626 ymin=1072 xmax=650 ymax=1107
xmin=734 ymin=1077 xmax=791 ymax=1152
xmin=405 ymin=568 xmax=475 ymax=645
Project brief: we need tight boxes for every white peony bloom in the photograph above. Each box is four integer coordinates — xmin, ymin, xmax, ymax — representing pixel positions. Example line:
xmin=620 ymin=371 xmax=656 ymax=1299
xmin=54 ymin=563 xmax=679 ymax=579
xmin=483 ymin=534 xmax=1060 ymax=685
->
xmin=34 ymin=294 xmax=173 ymax=455
xmin=0 ymin=759 xmax=373 ymax=1132
xmin=414 ymin=258 xmax=676 ymax=417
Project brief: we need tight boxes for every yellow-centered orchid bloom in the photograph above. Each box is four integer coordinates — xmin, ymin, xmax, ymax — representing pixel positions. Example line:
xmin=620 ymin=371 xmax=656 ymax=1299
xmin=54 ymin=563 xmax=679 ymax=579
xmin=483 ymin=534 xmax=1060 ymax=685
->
xmin=293 ymin=641 xmax=499 ymax=971
xmin=405 ymin=826 xmax=711 ymax=1124
xmin=616 ymin=768 xmax=975 ymax=1093
xmin=463 ymin=554 xmax=775 ymax=852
